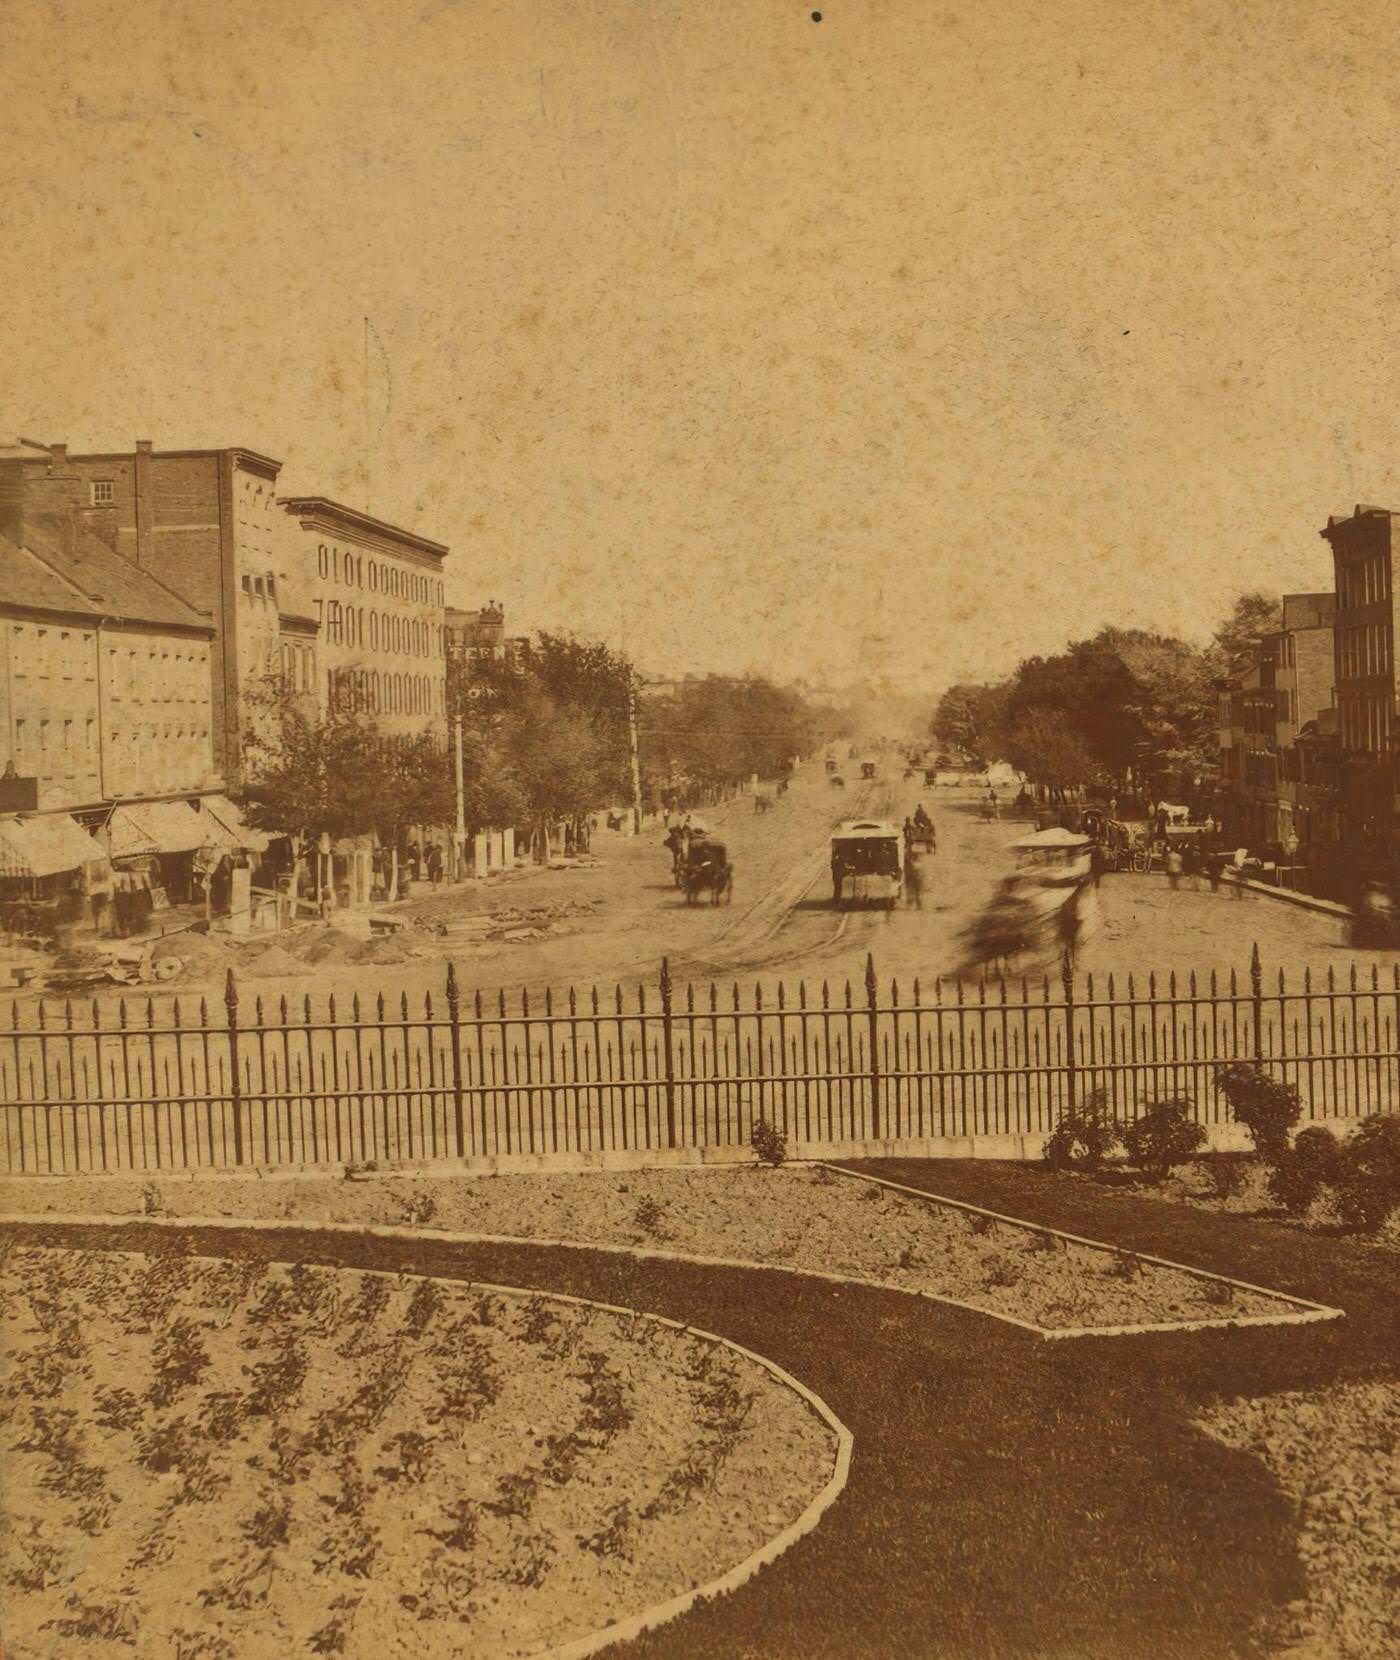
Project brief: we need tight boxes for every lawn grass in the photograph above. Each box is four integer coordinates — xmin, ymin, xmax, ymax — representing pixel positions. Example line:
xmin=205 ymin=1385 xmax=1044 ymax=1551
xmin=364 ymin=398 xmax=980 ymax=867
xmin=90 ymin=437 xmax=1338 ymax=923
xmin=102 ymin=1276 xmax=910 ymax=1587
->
xmin=11 ymin=1194 xmax=1388 ymax=1660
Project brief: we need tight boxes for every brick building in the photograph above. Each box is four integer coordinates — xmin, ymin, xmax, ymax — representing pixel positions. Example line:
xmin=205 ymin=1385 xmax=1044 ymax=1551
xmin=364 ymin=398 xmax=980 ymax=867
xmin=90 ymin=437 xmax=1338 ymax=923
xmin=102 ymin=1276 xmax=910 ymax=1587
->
xmin=1319 ymin=507 xmax=1396 ymax=856
xmin=0 ymin=439 xmax=284 ymax=786
xmin=0 ymin=474 xmax=218 ymax=812
xmin=2 ymin=440 xmax=455 ymax=778
xmin=444 ymin=602 xmax=531 ymax=675
xmin=280 ymin=498 xmax=448 ymax=735
xmin=1216 ymin=592 xmax=1336 ymax=859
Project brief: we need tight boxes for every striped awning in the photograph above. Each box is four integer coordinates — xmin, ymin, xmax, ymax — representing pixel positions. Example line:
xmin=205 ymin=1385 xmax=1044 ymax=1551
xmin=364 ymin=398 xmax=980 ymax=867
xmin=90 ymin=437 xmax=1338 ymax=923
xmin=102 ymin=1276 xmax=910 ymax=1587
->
xmin=106 ymin=800 xmax=212 ymax=858
xmin=198 ymin=793 xmax=271 ymax=852
xmin=0 ymin=813 xmax=100 ymax=879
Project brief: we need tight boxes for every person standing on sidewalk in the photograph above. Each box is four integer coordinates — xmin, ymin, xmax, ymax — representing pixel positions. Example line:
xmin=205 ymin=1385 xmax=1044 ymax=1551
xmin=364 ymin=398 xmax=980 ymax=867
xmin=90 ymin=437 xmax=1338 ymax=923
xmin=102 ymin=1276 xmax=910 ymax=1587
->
xmin=1165 ymin=844 xmax=1184 ymax=891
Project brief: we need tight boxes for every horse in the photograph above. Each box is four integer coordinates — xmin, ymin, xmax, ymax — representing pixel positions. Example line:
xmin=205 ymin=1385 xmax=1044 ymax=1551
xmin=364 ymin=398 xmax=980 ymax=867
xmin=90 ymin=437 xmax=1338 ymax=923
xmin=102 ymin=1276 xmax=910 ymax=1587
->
xmin=681 ymin=850 xmax=733 ymax=906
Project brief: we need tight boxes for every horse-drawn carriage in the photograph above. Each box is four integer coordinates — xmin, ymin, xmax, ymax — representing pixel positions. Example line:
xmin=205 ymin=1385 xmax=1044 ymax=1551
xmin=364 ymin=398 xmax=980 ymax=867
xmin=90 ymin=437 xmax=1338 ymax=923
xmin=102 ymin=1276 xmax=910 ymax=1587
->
xmin=860 ymin=761 xmax=877 ymax=780
xmin=824 ymin=757 xmax=838 ymax=774
xmin=828 ymin=773 xmax=845 ymax=788
xmin=680 ymin=838 xmax=733 ymax=905
xmin=831 ymin=820 xmax=903 ymax=909
xmin=907 ymin=815 xmax=936 ymax=854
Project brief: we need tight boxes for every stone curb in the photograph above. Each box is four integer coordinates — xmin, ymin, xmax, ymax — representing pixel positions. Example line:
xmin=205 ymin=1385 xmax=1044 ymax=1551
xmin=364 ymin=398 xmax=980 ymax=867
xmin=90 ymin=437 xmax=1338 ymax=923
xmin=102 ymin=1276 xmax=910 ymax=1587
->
xmin=0 ymin=1211 xmax=853 ymax=1660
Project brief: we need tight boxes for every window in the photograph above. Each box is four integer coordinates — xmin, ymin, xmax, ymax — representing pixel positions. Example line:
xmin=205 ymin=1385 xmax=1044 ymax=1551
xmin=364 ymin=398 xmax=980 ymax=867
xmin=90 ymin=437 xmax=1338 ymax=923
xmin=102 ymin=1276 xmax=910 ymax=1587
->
xmin=90 ymin=480 xmax=115 ymax=505
xmin=327 ymin=599 xmax=342 ymax=644
xmin=242 ymin=574 xmax=252 ymax=594
xmin=318 ymin=543 xmax=329 ymax=578
xmin=370 ymin=612 xmax=379 ymax=649
xmin=369 ymin=562 xmax=378 ymax=592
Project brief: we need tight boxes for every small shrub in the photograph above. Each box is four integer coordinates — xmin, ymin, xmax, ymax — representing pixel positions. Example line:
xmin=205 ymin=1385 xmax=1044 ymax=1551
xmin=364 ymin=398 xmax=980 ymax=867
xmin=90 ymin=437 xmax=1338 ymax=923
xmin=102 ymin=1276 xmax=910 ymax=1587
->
xmin=1215 ymin=1062 xmax=1300 ymax=1160
xmin=1042 ymin=1089 xmax=1122 ymax=1173
xmin=897 ymin=1245 xmax=920 ymax=1270
xmin=1201 ymin=1278 xmax=1235 ymax=1308
xmin=423 ymin=1500 xmax=477 ymax=1553
xmin=1025 ymin=1228 xmax=1063 ymax=1254
xmin=634 ymin=1195 xmax=668 ymax=1239
xmin=1107 ymin=1249 xmax=1142 ymax=1281
xmin=1202 ymin=1157 xmax=1246 ymax=1201
xmin=402 ymin=1279 xmax=444 ymax=1335
xmin=142 ymin=1185 xmax=164 ymax=1216
xmin=579 ymin=1500 xmax=633 ymax=1560
xmin=983 ymin=1255 xmax=1023 ymax=1289
xmin=750 ymin=1115 xmax=788 ymax=1166
xmin=398 ymin=1191 xmax=437 ymax=1227
xmin=1334 ymin=1113 xmax=1400 ymax=1233
xmin=965 ymin=1210 xmax=996 ymax=1237
xmin=1266 ymin=1126 xmax=1345 ymax=1217
xmin=242 ymin=1497 xmax=291 ymax=1551
xmin=1123 ymin=1098 xmax=1207 ymax=1181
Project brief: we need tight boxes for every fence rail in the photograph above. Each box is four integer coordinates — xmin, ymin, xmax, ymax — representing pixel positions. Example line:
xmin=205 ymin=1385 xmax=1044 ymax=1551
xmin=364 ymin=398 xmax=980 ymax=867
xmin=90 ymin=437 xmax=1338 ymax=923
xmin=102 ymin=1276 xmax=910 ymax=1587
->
xmin=2 ymin=950 xmax=1396 ymax=1176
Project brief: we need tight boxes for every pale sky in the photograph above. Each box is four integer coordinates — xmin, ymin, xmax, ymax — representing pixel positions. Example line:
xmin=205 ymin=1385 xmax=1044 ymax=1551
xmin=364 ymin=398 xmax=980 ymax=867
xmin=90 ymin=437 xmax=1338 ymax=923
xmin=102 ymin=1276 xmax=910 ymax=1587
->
xmin=4 ymin=0 xmax=1397 ymax=693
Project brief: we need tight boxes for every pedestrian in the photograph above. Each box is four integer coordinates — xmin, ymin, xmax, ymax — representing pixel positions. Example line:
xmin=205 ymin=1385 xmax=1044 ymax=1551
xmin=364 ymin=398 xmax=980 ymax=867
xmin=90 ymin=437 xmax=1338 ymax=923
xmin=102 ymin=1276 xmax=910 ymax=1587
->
xmin=406 ymin=839 xmax=422 ymax=883
xmin=903 ymin=851 xmax=924 ymax=910
xmin=1181 ymin=839 xmax=1200 ymax=890
xmin=426 ymin=842 xmax=444 ymax=886
xmin=902 ymin=817 xmax=915 ymax=852
xmin=1089 ymin=840 xmax=1105 ymax=889
xmin=1165 ymin=845 xmax=1184 ymax=892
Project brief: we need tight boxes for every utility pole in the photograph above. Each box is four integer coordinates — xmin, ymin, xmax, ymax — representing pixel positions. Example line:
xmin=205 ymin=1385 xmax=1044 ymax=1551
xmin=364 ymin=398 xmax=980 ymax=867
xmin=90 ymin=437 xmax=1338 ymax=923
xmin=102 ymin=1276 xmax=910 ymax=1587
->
xmin=627 ymin=676 xmax=644 ymax=835
xmin=452 ymin=716 xmax=467 ymax=879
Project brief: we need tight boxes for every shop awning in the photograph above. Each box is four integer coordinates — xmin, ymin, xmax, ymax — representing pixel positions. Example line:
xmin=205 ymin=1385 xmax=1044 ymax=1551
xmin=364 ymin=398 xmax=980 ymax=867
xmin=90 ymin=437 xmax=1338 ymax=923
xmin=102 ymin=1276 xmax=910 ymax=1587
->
xmin=198 ymin=793 xmax=271 ymax=852
xmin=106 ymin=800 xmax=211 ymax=858
xmin=0 ymin=813 xmax=101 ymax=879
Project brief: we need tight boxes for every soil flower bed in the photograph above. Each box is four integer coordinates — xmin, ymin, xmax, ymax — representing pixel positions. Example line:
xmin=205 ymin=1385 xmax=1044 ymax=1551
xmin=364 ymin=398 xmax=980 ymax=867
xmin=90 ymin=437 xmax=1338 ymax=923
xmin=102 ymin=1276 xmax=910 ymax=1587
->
xmin=0 ymin=1164 xmax=1323 ymax=1332
xmin=1196 ymin=1382 xmax=1400 ymax=1660
xmin=0 ymin=1243 xmax=838 ymax=1659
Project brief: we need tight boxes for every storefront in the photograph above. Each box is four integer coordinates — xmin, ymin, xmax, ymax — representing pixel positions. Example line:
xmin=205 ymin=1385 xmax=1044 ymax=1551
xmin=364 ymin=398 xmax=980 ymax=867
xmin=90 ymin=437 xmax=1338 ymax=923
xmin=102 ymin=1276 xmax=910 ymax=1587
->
xmin=0 ymin=813 xmax=110 ymax=939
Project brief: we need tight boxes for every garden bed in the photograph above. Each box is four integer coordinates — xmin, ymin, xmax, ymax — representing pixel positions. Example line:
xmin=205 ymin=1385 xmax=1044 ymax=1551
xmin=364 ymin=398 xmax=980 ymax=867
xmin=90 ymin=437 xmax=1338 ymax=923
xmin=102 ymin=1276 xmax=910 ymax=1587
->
xmin=1196 ymin=1382 xmax=1400 ymax=1660
xmin=0 ymin=1163 xmax=1330 ymax=1333
xmin=0 ymin=1243 xmax=840 ymax=1659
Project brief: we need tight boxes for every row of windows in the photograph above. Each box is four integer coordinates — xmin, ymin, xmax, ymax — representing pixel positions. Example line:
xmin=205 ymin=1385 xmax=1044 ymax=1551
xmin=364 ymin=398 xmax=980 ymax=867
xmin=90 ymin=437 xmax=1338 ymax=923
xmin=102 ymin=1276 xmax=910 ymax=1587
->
xmin=11 ymin=716 xmax=97 ymax=761
xmin=242 ymin=571 xmax=278 ymax=601
xmin=1340 ymin=696 xmax=1392 ymax=754
xmin=1338 ymin=554 xmax=1390 ymax=612
xmin=329 ymin=667 xmax=444 ymax=718
xmin=279 ymin=640 xmax=315 ymax=693
xmin=316 ymin=543 xmax=443 ymax=606
xmin=1337 ymin=622 xmax=1392 ymax=682
xmin=319 ymin=601 xmax=443 ymax=657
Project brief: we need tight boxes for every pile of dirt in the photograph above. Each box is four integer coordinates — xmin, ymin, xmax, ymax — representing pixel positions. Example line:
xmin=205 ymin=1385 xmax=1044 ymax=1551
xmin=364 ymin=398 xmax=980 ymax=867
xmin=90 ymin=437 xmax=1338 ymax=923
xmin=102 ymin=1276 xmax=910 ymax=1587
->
xmin=152 ymin=932 xmax=231 ymax=975
xmin=297 ymin=929 xmax=359 ymax=966
xmin=240 ymin=944 xmax=305 ymax=979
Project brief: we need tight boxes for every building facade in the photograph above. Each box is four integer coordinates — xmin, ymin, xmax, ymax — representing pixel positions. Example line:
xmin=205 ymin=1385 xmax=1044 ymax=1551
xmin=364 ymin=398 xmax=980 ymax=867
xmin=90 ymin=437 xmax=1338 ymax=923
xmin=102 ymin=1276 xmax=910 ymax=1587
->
xmin=1216 ymin=592 xmax=1336 ymax=858
xmin=0 ymin=439 xmax=284 ymax=785
xmin=280 ymin=498 xmax=449 ymax=736
xmin=0 ymin=516 xmax=218 ymax=813
xmin=444 ymin=603 xmax=531 ymax=675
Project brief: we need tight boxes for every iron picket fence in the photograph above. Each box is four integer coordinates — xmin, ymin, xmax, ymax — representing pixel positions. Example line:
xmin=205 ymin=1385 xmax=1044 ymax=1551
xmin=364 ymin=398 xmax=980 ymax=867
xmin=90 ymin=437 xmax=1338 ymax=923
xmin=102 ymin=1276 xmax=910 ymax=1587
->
xmin=1 ymin=950 xmax=1396 ymax=1176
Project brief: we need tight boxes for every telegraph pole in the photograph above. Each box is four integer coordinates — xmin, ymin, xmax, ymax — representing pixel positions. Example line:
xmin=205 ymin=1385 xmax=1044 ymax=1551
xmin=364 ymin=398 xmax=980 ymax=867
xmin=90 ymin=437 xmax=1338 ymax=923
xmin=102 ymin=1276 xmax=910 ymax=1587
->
xmin=452 ymin=716 xmax=467 ymax=878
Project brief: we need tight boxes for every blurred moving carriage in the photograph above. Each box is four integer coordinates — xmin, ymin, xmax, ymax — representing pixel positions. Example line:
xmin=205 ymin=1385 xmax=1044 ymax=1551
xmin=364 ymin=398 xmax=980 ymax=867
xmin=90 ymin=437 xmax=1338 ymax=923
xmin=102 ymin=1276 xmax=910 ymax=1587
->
xmin=680 ymin=837 xmax=733 ymax=905
xmin=956 ymin=827 xmax=1098 ymax=977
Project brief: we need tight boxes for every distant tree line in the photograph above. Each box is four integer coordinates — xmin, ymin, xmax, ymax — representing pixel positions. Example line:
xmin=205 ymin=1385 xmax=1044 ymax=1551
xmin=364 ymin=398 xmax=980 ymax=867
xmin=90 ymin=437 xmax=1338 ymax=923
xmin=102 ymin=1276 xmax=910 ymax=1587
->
xmin=929 ymin=592 xmax=1282 ymax=800
xmin=240 ymin=635 xmax=849 ymax=856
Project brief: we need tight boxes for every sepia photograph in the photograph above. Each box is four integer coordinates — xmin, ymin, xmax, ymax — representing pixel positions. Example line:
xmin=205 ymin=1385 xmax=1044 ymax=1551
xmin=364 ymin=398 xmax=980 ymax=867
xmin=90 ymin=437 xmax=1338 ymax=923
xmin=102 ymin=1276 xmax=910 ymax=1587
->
xmin=1 ymin=2 xmax=1396 ymax=1657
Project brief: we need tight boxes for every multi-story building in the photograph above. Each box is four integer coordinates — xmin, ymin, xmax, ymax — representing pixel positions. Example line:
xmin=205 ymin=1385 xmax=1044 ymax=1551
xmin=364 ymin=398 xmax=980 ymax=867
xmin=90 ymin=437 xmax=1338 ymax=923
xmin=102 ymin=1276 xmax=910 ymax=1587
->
xmin=1319 ymin=507 xmax=1397 ymax=852
xmin=2 ymin=440 xmax=455 ymax=777
xmin=0 ymin=501 xmax=218 ymax=812
xmin=444 ymin=603 xmax=531 ymax=675
xmin=280 ymin=498 xmax=449 ymax=735
xmin=1216 ymin=592 xmax=1336 ymax=856
xmin=0 ymin=438 xmax=285 ymax=785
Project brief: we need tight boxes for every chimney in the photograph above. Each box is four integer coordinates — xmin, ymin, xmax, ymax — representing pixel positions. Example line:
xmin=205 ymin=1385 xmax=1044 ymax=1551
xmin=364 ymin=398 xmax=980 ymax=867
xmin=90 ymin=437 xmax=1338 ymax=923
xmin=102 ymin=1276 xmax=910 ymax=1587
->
xmin=134 ymin=439 xmax=153 ymax=567
xmin=48 ymin=442 xmax=68 ymax=470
